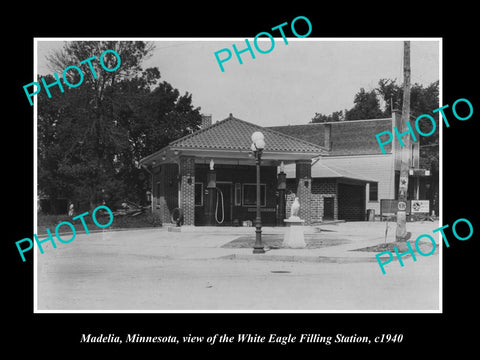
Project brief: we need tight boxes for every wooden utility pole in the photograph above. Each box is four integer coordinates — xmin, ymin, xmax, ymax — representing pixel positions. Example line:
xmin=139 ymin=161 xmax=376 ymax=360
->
xmin=396 ymin=41 xmax=412 ymax=241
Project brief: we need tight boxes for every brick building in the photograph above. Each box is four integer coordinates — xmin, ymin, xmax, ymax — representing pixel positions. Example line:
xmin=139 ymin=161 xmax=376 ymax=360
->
xmin=140 ymin=111 xmax=432 ymax=226
xmin=140 ymin=114 xmax=327 ymax=226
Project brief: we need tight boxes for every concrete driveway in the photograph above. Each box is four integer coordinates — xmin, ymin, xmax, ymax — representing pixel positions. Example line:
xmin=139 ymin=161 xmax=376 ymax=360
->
xmin=35 ymin=222 xmax=441 ymax=311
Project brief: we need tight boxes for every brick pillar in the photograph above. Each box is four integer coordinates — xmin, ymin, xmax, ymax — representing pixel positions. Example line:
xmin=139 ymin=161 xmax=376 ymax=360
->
xmin=295 ymin=160 xmax=312 ymax=225
xmin=157 ymin=164 xmax=179 ymax=224
xmin=277 ymin=171 xmax=287 ymax=226
xmin=179 ymin=156 xmax=195 ymax=226
xmin=154 ymin=165 xmax=167 ymax=223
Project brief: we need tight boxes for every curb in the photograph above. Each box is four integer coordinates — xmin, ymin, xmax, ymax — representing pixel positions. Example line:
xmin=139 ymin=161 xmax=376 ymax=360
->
xmin=216 ymin=253 xmax=380 ymax=263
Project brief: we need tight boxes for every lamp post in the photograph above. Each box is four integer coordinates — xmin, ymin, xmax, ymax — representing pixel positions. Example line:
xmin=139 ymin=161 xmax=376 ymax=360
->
xmin=251 ymin=131 xmax=265 ymax=254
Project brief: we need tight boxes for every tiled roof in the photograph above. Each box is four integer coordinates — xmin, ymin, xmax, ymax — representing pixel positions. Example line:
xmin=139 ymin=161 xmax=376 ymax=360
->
xmin=269 ymin=124 xmax=326 ymax=146
xmin=169 ymin=114 xmax=327 ymax=154
xmin=269 ymin=118 xmax=393 ymax=155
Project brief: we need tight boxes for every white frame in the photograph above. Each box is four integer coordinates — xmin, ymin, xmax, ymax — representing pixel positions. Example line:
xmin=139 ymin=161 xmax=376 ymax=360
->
xmin=242 ymin=183 xmax=266 ymax=207
xmin=234 ymin=183 xmax=241 ymax=206
xmin=369 ymin=182 xmax=379 ymax=202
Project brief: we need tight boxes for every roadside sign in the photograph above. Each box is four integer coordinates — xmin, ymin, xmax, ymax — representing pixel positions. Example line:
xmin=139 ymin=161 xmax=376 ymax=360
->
xmin=411 ymin=200 xmax=429 ymax=213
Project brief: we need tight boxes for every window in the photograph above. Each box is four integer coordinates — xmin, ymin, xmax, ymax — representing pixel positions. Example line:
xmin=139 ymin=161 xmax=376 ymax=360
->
xmin=234 ymin=183 xmax=241 ymax=206
xmin=194 ymin=183 xmax=203 ymax=206
xmin=242 ymin=183 xmax=266 ymax=206
xmin=369 ymin=182 xmax=378 ymax=201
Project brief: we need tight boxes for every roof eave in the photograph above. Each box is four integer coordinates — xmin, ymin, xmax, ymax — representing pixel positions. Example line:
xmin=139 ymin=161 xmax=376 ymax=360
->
xmin=140 ymin=146 xmax=325 ymax=167
xmin=139 ymin=145 xmax=172 ymax=166
xmin=169 ymin=147 xmax=324 ymax=161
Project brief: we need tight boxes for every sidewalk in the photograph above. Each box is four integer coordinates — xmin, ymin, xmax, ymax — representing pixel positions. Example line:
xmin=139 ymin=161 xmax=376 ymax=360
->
xmin=153 ymin=220 xmax=441 ymax=264
xmin=36 ymin=220 xmax=441 ymax=310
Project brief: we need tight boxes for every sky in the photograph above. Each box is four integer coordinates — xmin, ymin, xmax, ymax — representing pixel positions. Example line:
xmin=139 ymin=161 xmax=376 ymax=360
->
xmin=36 ymin=38 xmax=440 ymax=127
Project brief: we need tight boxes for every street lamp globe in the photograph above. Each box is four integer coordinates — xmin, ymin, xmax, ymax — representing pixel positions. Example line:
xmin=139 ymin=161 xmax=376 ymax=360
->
xmin=251 ymin=131 xmax=265 ymax=150
xmin=251 ymin=131 xmax=264 ymax=142
xmin=255 ymin=138 xmax=265 ymax=150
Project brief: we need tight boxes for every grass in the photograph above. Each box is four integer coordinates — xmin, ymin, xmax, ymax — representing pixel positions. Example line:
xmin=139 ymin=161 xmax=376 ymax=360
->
xmin=37 ymin=211 xmax=162 ymax=234
xmin=352 ymin=240 xmax=438 ymax=254
xmin=221 ymin=234 xmax=350 ymax=249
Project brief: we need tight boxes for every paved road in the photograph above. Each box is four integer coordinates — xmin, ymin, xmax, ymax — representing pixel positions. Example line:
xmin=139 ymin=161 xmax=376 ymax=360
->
xmin=36 ymin=226 xmax=440 ymax=311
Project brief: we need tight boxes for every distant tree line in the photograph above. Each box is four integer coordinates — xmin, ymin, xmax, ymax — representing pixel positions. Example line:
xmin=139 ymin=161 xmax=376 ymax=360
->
xmin=311 ymin=79 xmax=439 ymax=123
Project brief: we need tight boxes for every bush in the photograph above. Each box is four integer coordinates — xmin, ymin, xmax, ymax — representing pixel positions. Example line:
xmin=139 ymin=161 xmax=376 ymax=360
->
xmin=110 ymin=211 xmax=162 ymax=229
xmin=37 ymin=210 xmax=162 ymax=233
xmin=37 ymin=213 xmax=79 ymax=227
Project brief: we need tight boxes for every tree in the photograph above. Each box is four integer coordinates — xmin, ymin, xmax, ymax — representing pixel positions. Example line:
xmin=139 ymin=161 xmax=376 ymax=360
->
xmin=345 ymin=88 xmax=384 ymax=120
xmin=376 ymin=78 xmax=439 ymax=171
xmin=38 ymin=41 xmax=202 ymax=213
xmin=310 ymin=110 xmax=343 ymax=123
xmin=311 ymin=88 xmax=384 ymax=123
xmin=376 ymin=78 xmax=402 ymax=117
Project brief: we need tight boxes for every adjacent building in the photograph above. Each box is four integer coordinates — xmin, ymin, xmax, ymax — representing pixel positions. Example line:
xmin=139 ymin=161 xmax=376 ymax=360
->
xmin=270 ymin=109 xmax=432 ymax=221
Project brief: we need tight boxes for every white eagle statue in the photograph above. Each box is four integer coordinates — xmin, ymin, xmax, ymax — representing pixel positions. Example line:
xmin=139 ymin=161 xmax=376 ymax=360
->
xmin=290 ymin=197 xmax=300 ymax=219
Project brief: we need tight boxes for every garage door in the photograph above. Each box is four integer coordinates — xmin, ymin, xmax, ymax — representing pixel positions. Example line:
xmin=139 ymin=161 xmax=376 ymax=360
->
xmin=338 ymin=183 xmax=365 ymax=221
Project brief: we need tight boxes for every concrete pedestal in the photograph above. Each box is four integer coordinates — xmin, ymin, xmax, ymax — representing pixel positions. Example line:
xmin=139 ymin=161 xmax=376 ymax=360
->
xmin=283 ymin=217 xmax=306 ymax=248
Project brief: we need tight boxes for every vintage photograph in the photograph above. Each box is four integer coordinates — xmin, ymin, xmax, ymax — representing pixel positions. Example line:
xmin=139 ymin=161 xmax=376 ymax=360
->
xmin=34 ymin=38 xmax=441 ymax=312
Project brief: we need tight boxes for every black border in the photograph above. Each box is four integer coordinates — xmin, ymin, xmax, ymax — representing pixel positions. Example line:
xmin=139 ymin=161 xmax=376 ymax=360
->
xmin=6 ymin=5 xmax=478 ymax=355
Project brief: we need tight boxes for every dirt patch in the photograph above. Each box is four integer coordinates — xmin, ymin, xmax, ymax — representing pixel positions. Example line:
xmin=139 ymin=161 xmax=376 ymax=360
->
xmin=352 ymin=241 xmax=438 ymax=254
xmin=222 ymin=234 xmax=350 ymax=249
